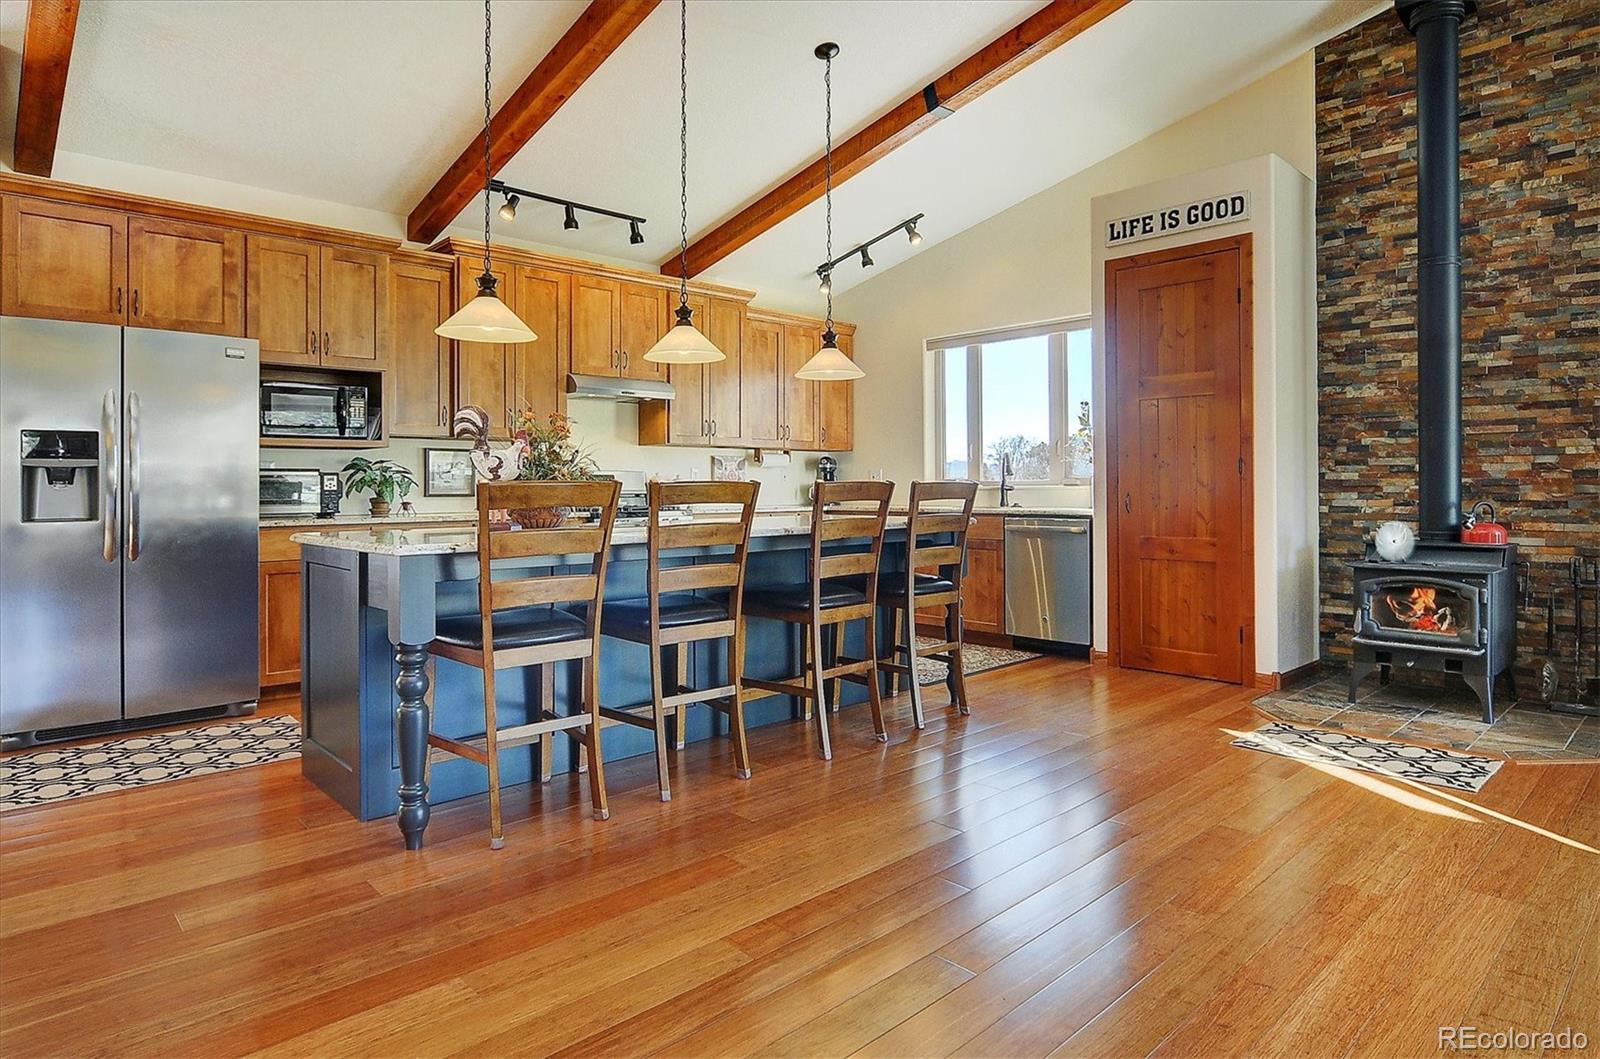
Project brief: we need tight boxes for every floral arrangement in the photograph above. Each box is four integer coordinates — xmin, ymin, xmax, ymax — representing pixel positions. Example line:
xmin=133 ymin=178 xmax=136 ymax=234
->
xmin=511 ymin=410 xmax=599 ymax=482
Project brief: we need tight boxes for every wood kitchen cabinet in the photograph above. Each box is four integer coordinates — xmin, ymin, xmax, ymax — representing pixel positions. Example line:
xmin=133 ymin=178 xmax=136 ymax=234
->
xmin=389 ymin=257 xmax=454 ymax=438
xmin=246 ymin=234 xmax=387 ymax=369
xmin=742 ymin=315 xmax=785 ymax=446
xmin=706 ymin=297 xmax=745 ymax=442
xmin=453 ymin=259 xmax=516 ymax=439
xmin=920 ymin=514 xmax=1006 ymax=637
xmin=818 ymin=330 xmax=854 ymax=451
xmin=638 ymin=294 xmax=746 ymax=447
xmin=663 ymin=293 xmax=711 ymax=444
xmin=1 ymin=195 xmax=243 ymax=335
xmin=510 ymin=264 xmax=569 ymax=428
xmin=259 ymin=559 xmax=303 ymax=688
xmin=781 ymin=322 xmax=820 ymax=449
xmin=571 ymin=275 xmax=667 ymax=381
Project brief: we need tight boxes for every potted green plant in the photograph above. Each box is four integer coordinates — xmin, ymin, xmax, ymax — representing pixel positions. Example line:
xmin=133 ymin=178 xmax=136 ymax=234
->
xmin=511 ymin=411 xmax=599 ymax=528
xmin=340 ymin=457 xmax=418 ymax=517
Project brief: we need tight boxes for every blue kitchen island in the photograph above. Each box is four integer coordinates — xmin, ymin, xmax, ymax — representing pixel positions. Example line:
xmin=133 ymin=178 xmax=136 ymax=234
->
xmin=290 ymin=516 xmax=919 ymax=849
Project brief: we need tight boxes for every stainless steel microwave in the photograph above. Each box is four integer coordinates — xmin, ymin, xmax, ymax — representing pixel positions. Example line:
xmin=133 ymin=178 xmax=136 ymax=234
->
xmin=260 ymin=380 xmax=370 ymax=439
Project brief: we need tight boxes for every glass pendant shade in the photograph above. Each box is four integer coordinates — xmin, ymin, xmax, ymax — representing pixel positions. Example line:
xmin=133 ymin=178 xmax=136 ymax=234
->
xmin=436 ymin=277 xmax=537 ymax=343
xmin=645 ymin=304 xmax=725 ymax=364
xmin=796 ymin=330 xmax=863 ymax=381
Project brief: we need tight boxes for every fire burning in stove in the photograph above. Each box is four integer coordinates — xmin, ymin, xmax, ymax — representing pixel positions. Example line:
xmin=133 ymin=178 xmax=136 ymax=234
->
xmin=1385 ymin=586 xmax=1457 ymax=635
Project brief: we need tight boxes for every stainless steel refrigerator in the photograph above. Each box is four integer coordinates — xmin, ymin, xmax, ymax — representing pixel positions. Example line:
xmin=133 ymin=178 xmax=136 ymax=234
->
xmin=1 ymin=317 xmax=260 ymax=746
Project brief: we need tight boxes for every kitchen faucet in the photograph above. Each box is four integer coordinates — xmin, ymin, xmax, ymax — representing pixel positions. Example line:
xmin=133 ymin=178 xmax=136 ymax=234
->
xmin=999 ymin=451 xmax=1015 ymax=507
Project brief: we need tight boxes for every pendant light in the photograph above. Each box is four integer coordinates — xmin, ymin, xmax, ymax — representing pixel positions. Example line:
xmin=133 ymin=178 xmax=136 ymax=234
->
xmin=797 ymin=42 xmax=865 ymax=382
xmin=436 ymin=0 xmax=537 ymax=344
xmin=645 ymin=0 xmax=725 ymax=364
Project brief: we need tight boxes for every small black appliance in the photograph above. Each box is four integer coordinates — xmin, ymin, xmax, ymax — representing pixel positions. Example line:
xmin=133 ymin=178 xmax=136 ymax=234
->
xmin=318 ymin=472 xmax=343 ymax=519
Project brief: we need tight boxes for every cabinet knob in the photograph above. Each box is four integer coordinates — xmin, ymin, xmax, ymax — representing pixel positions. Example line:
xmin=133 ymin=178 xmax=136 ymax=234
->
xmin=131 ymin=289 xmax=140 ymax=317
xmin=116 ymin=287 xmax=123 ymax=314
xmin=324 ymin=331 xmax=331 ymax=356
xmin=440 ymin=403 xmax=447 ymax=426
xmin=310 ymin=330 xmax=318 ymax=355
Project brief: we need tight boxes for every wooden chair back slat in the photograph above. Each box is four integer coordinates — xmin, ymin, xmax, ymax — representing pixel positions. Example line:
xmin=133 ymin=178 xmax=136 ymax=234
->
xmin=820 ymin=481 xmax=896 ymax=503
xmin=493 ymin=574 xmax=599 ymax=609
xmin=660 ymin=562 xmax=742 ymax=592
xmin=657 ymin=520 xmax=748 ymax=550
xmin=482 ymin=479 xmax=619 ymax=513
xmin=818 ymin=514 xmax=885 ymax=542
xmin=909 ymin=481 xmax=981 ymax=502
xmin=654 ymin=481 xmax=752 ymax=506
xmin=904 ymin=479 xmax=978 ymax=597
xmin=489 ymin=526 xmax=606 ymax=559
xmin=913 ymin=544 xmax=964 ymax=568
xmin=818 ymin=551 xmax=877 ymax=578
xmin=911 ymin=513 xmax=971 ymax=536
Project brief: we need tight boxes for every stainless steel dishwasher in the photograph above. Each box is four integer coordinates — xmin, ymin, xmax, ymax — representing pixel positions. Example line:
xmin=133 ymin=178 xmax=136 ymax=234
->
xmin=1004 ymin=516 xmax=1092 ymax=648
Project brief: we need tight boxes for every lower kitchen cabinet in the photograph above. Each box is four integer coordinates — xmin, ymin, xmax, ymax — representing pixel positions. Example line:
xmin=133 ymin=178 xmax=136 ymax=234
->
xmin=259 ymin=559 xmax=303 ymax=688
xmin=921 ymin=514 xmax=1006 ymax=638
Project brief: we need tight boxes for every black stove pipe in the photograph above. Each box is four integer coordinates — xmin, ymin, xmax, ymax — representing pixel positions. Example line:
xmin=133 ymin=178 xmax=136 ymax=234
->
xmin=1397 ymin=0 xmax=1474 ymax=541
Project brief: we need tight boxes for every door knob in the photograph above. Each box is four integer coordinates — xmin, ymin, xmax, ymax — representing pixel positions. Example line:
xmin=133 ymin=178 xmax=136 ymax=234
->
xmin=1123 ymin=494 xmax=1132 ymax=513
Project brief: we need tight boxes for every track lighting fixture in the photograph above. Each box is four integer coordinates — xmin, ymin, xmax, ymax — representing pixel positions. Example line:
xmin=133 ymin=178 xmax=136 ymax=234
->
xmin=484 ymin=178 xmax=646 ymax=246
xmin=810 ymin=212 xmax=925 ymax=296
xmin=817 ymin=269 xmax=832 ymax=295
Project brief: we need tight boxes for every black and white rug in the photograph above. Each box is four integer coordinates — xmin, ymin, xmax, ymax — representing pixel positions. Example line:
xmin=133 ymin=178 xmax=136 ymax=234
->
xmin=0 ymin=715 xmax=301 ymax=812
xmin=1233 ymin=720 xmax=1502 ymax=793
xmin=914 ymin=637 xmax=1043 ymax=686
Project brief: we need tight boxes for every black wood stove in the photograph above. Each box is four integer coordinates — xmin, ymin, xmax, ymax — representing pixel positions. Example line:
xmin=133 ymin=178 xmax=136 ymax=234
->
xmin=1346 ymin=0 xmax=1519 ymax=722
xmin=1349 ymin=541 xmax=1517 ymax=721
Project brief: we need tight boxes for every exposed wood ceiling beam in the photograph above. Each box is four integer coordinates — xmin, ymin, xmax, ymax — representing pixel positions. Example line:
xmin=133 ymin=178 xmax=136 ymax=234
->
xmin=407 ymin=0 xmax=660 ymax=245
xmin=12 ymin=0 xmax=81 ymax=177
xmin=667 ymin=0 xmax=1128 ymax=279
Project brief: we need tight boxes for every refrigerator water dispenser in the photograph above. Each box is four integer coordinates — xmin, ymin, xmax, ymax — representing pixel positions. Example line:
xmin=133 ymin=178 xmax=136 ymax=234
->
xmin=20 ymin=430 xmax=99 ymax=522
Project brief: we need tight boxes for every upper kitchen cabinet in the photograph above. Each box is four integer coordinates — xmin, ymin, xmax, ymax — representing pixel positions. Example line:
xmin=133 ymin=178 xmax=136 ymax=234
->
xmin=571 ymin=275 xmax=668 ymax=381
xmin=818 ymin=329 xmax=854 ymax=451
xmin=453 ymin=258 xmax=516 ymax=439
xmin=510 ymin=265 xmax=569 ymax=427
xmin=1 ymin=196 xmax=127 ymax=325
xmin=2 ymin=196 xmax=243 ymax=336
xmin=741 ymin=315 xmax=785 ymax=447
xmin=781 ymin=321 xmax=820 ymax=450
xmin=638 ymin=292 xmax=714 ymax=446
xmin=246 ymin=235 xmax=388 ymax=369
xmin=706 ymin=297 xmax=745 ymax=443
xmin=126 ymin=217 xmax=244 ymax=336
xmin=246 ymin=235 xmax=319 ymax=365
xmin=388 ymin=257 xmax=454 ymax=438
xmin=317 ymin=246 xmax=388 ymax=370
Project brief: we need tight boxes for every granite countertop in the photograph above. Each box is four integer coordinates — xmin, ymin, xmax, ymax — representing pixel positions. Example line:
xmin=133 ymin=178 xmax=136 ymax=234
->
xmin=291 ymin=512 xmax=911 ymax=556
xmin=261 ymin=511 xmax=478 ymax=529
xmin=971 ymin=506 xmax=1092 ymax=517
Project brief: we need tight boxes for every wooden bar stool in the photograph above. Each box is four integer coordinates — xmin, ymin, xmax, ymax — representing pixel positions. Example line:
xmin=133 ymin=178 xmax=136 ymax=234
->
xmin=875 ymin=480 xmax=979 ymax=729
xmin=741 ymin=481 xmax=893 ymax=760
xmin=599 ymin=480 xmax=761 ymax=801
xmin=427 ymin=479 xmax=622 ymax=848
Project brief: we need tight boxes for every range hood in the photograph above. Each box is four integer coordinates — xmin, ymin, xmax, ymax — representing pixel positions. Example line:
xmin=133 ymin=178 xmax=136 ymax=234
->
xmin=565 ymin=373 xmax=676 ymax=402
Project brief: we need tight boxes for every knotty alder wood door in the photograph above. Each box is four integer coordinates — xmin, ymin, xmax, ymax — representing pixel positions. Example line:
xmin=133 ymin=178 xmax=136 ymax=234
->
xmin=1 ymin=196 xmax=128 ymax=324
xmin=571 ymin=274 xmax=621 ymax=377
xmin=781 ymin=322 xmax=820 ymax=448
xmin=126 ymin=216 xmax=243 ymax=335
xmin=389 ymin=259 xmax=454 ymax=437
xmin=1108 ymin=235 xmax=1251 ymax=683
xmin=246 ymin=235 xmax=320 ymax=366
xmin=454 ymin=260 xmax=515 ymax=438
xmin=511 ymin=265 xmax=568 ymax=426
xmin=742 ymin=316 xmax=784 ymax=445
xmin=668 ymin=293 xmax=712 ymax=443
xmin=317 ymin=245 xmax=387 ymax=370
xmin=706 ymin=296 xmax=744 ymax=442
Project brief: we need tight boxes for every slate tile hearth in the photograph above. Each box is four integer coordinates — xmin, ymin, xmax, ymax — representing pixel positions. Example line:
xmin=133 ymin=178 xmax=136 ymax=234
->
xmin=1255 ymin=673 xmax=1599 ymax=763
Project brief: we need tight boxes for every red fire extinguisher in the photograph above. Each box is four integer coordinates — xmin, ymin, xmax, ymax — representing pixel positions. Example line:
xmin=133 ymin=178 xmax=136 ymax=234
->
xmin=1462 ymin=500 xmax=1509 ymax=545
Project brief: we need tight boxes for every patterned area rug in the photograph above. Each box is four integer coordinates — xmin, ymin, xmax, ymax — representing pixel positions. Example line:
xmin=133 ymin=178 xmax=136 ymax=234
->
xmin=914 ymin=637 xmax=1043 ymax=686
xmin=0 ymin=715 xmax=301 ymax=812
xmin=1233 ymin=720 xmax=1502 ymax=793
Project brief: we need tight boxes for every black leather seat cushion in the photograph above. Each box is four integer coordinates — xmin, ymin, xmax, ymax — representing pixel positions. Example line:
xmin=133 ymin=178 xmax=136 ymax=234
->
xmin=744 ymin=579 xmax=868 ymax=613
xmin=856 ymin=571 xmax=957 ymax=598
xmin=602 ymin=592 xmax=731 ymax=637
xmin=434 ymin=606 xmax=587 ymax=650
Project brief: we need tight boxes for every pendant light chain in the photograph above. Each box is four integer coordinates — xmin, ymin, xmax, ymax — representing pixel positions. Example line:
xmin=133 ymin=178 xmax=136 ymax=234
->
xmin=480 ymin=0 xmax=493 ymax=282
xmin=823 ymin=48 xmax=834 ymax=334
xmin=676 ymin=0 xmax=690 ymax=306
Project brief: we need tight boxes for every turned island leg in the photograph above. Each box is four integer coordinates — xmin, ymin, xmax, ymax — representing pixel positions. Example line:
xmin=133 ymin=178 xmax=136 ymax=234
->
xmin=395 ymin=642 xmax=432 ymax=850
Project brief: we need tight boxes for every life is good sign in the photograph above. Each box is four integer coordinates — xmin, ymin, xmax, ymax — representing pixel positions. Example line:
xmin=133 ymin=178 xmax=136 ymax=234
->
xmin=1105 ymin=192 xmax=1250 ymax=247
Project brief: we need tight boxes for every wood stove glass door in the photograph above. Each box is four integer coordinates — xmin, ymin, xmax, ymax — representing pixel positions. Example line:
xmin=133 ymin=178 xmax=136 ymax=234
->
xmin=1109 ymin=237 xmax=1249 ymax=683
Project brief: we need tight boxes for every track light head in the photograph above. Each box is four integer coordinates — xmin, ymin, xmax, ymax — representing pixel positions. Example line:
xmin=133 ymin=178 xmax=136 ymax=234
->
xmin=905 ymin=220 xmax=922 ymax=246
xmin=629 ymin=219 xmax=645 ymax=245
xmin=564 ymin=204 xmax=580 ymax=231
xmin=818 ymin=270 xmax=832 ymax=295
xmin=859 ymin=246 xmax=873 ymax=268
xmin=498 ymin=193 xmax=519 ymax=222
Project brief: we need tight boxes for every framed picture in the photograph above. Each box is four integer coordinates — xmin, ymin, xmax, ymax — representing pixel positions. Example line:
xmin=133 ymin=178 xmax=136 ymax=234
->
xmin=422 ymin=448 xmax=475 ymax=497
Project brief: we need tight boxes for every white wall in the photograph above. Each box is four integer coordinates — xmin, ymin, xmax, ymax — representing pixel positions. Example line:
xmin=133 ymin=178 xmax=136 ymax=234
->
xmin=834 ymin=52 xmax=1319 ymax=676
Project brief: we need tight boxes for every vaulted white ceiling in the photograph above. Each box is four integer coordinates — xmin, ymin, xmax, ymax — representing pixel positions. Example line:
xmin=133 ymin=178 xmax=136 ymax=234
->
xmin=1 ymin=0 xmax=1382 ymax=311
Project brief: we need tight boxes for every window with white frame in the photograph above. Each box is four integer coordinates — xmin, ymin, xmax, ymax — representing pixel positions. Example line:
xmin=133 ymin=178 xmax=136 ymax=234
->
xmin=932 ymin=320 xmax=1093 ymax=485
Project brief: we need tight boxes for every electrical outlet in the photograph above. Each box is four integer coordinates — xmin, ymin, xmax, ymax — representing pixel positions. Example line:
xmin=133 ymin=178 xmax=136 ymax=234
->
xmin=870 ymin=468 xmax=885 ymax=481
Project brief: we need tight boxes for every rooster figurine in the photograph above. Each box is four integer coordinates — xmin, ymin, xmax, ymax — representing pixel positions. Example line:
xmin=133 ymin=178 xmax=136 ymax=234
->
xmin=452 ymin=405 xmax=526 ymax=482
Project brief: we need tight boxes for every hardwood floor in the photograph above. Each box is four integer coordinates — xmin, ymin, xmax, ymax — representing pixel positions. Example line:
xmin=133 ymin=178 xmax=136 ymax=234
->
xmin=1 ymin=657 xmax=1595 ymax=1057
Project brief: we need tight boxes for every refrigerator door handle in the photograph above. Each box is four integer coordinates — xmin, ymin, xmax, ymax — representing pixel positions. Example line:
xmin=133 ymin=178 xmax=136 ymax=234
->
xmin=102 ymin=389 xmax=119 ymax=563
xmin=126 ymin=389 xmax=142 ymax=562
